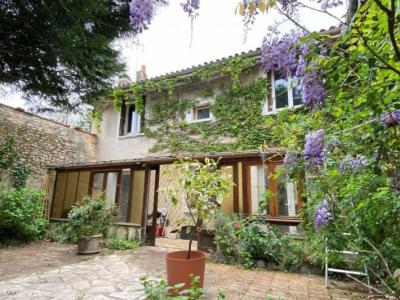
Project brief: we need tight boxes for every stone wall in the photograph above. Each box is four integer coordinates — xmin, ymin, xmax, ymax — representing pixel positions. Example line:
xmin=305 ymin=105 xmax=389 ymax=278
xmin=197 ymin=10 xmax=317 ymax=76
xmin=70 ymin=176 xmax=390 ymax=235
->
xmin=0 ymin=103 xmax=97 ymax=188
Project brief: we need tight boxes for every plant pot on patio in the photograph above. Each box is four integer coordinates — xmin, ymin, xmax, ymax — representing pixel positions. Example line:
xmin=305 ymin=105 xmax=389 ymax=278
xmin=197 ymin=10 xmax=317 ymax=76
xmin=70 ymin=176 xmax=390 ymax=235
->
xmin=166 ymin=250 xmax=206 ymax=288
xmin=163 ymin=158 xmax=231 ymax=290
xmin=64 ymin=195 xmax=118 ymax=255
xmin=77 ymin=234 xmax=102 ymax=254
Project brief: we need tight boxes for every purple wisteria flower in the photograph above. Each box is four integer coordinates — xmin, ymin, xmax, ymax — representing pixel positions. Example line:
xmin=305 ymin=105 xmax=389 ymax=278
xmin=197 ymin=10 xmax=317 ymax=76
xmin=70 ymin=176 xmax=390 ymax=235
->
xmin=278 ymin=0 xmax=297 ymax=12
xmin=320 ymin=0 xmax=343 ymax=10
xmin=283 ymin=151 xmax=299 ymax=173
xmin=261 ymin=34 xmax=299 ymax=77
xmin=380 ymin=110 xmax=400 ymax=128
xmin=181 ymin=0 xmax=200 ymax=17
xmin=315 ymin=199 xmax=333 ymax=229
xmin=129 ymin=0 xmax=154 ymax=33
xmin=261 ymin=35 xmax=327 ymax=109
xmin=302 ymin=66 xmax=327 ymax=108
xmin=304 ymin=129 xmax=325 ymax=166
xmin=339 ymin=154 xmax=368 ymax=173
xmin=326 ymin=139 xmax=341 ymax=153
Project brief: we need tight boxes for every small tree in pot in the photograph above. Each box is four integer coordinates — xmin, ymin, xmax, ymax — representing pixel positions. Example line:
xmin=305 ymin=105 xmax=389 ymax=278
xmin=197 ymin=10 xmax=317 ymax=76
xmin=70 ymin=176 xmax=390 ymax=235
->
xmin=164 ymin=158 xmax=231 ymax=289
xmin=66 ymin=195 xmax=118 ymax=254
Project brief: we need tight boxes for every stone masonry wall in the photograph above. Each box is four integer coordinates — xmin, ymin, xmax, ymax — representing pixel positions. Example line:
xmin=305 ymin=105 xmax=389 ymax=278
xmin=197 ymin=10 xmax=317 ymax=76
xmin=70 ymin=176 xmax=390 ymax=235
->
xmin=0 ymin=103 xmax=96 ymax=188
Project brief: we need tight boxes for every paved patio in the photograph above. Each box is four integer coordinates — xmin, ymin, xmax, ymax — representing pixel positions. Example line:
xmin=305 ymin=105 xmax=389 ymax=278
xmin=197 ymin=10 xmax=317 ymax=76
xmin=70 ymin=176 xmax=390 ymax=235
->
xmin=0 ymin=239 xmax=367 ymax=299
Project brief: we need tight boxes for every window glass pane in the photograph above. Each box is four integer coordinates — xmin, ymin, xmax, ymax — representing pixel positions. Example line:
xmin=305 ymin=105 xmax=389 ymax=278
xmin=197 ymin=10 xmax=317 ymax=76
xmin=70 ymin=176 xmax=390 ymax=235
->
xmin=92 ymin=173 xmax=104 ymax=196
xmin=132 ymin=112 xmax=141 ymax=134
xmin=146 ymin=169 xmax=157 ymax=225
xmin=292 ymin=77 xmax=303 ymax=106
xmin=274 ymin=73 xmax=289 ymax=109
xmin=126 ymin=105 xmax=134 ymax=134
xmin=221 ymin=165 xmax=234 ymax=214
xmin=196 ymin=107 xmax=210 ymax=120
xmin=250 ymin=165 xmax=268 ymax=214
xmin=76 ymin=171 xmax=90 ymax=205
xmin=63 ymin=172 xmax=79 ymax=218
xmin=277 ymin=174 xmax=298 ymax=217
xmin=119 ymin=169 xmax=131 ymax=222
xmin=128 ymin=170 xmax=145 ymax=224
xmin=51 ymin=172 xmax=68 ymax=218
xmin=105 ymin=172 xmax=118 ymax=207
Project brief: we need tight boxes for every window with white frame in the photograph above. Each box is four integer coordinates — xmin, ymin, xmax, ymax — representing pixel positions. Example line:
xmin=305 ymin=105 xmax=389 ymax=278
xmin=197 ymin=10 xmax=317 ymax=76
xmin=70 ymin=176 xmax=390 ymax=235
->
xmin=119 ymin=102 xmax=141 ymax=136
xmin=264 ymin=71 xmax=303 ymax=114
xmin=186 ymin=103 xmax=212 ymax=122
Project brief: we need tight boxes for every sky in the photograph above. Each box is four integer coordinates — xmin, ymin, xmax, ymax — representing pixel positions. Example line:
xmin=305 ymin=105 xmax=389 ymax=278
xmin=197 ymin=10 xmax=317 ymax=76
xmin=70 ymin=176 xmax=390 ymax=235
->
xmin=0 ymin=0 xmax=345 ymax=109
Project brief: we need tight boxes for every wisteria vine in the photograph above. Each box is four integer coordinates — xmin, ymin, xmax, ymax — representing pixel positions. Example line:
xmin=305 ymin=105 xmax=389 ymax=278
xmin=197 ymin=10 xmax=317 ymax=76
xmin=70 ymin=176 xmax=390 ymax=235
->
xmin=129 ymin=0 xmax=154 ymax=33
xmin=260 ymin=34 xmax=327 ymax=109
xmin=314 ymin=199 xmax=333 ymax=229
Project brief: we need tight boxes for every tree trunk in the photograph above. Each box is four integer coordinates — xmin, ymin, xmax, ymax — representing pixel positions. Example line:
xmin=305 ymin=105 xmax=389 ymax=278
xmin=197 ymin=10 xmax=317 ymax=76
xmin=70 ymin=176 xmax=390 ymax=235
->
xmin=187 ymin=230 xmax=193 ymax=259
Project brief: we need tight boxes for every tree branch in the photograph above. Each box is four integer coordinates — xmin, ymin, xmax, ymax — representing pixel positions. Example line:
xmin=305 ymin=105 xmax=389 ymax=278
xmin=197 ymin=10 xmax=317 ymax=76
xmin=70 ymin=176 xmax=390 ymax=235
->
xmin=372 ymin=0 xmax=391 ymax=14
xmin=387 ymin=0 xmax=400 ymax=61
xmin=353 ymin=24 xmax=400 ymax=76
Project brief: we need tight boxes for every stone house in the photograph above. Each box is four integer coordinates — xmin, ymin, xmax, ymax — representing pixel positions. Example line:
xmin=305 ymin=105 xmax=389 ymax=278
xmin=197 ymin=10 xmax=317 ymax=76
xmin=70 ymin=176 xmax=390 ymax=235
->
xmin=48 ymin=48 xmax=307 ymax=244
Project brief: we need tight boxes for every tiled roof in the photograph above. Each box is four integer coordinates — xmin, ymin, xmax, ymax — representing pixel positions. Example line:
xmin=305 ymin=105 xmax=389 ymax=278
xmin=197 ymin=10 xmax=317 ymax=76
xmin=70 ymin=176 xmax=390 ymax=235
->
xmin=147 ymin=48 xmax=261 ymax=81
xmin=144 ymin=26 xmax=341 ymax=82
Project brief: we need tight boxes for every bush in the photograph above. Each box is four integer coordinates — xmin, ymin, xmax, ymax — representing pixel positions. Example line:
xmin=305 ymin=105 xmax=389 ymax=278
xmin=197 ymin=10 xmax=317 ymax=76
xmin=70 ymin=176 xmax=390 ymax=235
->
xmin=140 ymin=275 xmax=204 ymax=300
xmin=65 ymin=195 xmax=118 ymax=242
xmin=213 ymin=214 xmax=306 ymax=270
xmin=103 ymin=238 xmax=140 ymax=250
xmin=46 ymin=223 xmax=72 ymax=243
xmin=0 ymin=186 xmax=48 ymax=244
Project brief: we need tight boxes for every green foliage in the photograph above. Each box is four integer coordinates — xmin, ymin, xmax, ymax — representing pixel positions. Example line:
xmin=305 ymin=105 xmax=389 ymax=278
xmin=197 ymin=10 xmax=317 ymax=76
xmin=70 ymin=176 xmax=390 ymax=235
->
xmin=0 ymin=134 xmax=30 ymax=188
xmin=303 ymin=167 xmax=400 ymax=294
xmin=65 ymin=195 xmax=118 ymax=242
xmin=11 ymin=162 xmax=30 ymax=189
xmin=89 ymin=110 xmax=103 ymax=133
xmin=0 ymin=186 xmax=48 ymax=244
xmin=140 ymin=275 xmax=205 ymax=300
xmin=0 ymin=136 xmax=17 ymax=171
xmin=112 ymin=56 xmax=258 ymax=119
xmin=103 ymin=238 xmax=140 ymax=250
xmin=46 ymin=223 xmax=72 ymax=243
xmin=0 ymin=0 xmax=134 ymax=107
xmin=145 ymin=77 xmax=269 ymax=153
xmin=212 ymin=214 xmax=306 ymax=270
xmin=164 ymin=158 xmax=232 ymax=257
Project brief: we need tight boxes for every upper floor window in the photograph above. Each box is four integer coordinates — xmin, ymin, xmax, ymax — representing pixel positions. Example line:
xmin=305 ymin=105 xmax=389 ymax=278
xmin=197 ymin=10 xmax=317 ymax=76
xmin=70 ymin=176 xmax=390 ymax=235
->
xmin=119 ymin=102 xmax=141 ymax=136
xmin=264 ymin=72 xmax=303 ymax=114
xmin=186 ymin=103 xmax=213 ymax=123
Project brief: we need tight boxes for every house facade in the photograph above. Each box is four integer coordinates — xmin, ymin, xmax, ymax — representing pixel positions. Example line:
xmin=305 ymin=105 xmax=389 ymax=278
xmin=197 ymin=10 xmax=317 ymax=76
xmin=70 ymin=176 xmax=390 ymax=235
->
xmin=49 ymin=49 xmax=305 ymax=244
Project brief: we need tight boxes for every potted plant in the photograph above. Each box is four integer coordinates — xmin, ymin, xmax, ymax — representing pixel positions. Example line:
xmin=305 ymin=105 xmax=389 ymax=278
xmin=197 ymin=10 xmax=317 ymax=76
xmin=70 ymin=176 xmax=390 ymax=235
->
xmin=65 ymin=195 xmax=117 ymax=254
xmin=164 ymin=158 xmax=231 ymax=289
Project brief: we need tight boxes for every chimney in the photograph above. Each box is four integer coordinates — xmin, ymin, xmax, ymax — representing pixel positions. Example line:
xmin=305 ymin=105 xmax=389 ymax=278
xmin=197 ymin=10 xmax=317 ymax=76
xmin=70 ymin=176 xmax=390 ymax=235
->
xmin=136 ymin=65 xmax=147 ymax=82
xmin=117 ymin=76 xmax=132 ymax=88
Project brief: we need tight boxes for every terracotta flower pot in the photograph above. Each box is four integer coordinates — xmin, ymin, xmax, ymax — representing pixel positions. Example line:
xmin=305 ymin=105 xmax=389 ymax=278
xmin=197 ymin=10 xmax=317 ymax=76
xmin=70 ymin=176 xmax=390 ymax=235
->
xmin=166 ymin=250 xmax=206 ymax=289
xmin=77 ymin=234 xmax=102 ymax=254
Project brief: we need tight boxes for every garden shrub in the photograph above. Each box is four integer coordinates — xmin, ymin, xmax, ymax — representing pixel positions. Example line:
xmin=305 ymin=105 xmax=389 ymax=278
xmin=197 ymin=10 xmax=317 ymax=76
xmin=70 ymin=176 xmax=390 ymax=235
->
xmin=46 ymin=223 xmax=72 ymax=243
xmin=0 ymin=186 xmax=48 ymax=244
xmin=103 ymin=238 xmax=140 ymax=250
xmin=65 ymin=195 xmax=118 ymax=242
xmin=212 ymin=213 xmax=306 ymax=270
xmin=140 ymin=275 xmax=205 ymax=300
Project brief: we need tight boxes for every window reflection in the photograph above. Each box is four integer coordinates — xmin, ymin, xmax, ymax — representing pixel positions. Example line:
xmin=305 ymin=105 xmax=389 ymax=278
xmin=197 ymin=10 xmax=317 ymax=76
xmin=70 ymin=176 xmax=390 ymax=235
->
xmin=291 ymin=77 xmax=303 ymax=106
xmin=250 ymin=165 xmax=268 ymax=214
xmin=277 ymin=173 xmax=298 ymax=217
xmin=274 ymin=73 xmax=289 ymax=109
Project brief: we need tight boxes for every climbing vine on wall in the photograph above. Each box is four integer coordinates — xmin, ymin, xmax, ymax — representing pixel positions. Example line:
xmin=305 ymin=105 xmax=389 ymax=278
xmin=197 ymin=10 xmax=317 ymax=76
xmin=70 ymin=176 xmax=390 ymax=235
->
xmin=111 ymin=56 xmax=258 ymax=115
xmin=0 ymin=134 xmax=30 ymax=188
xmin=142 ymin=77 xmax=284 ymax=153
